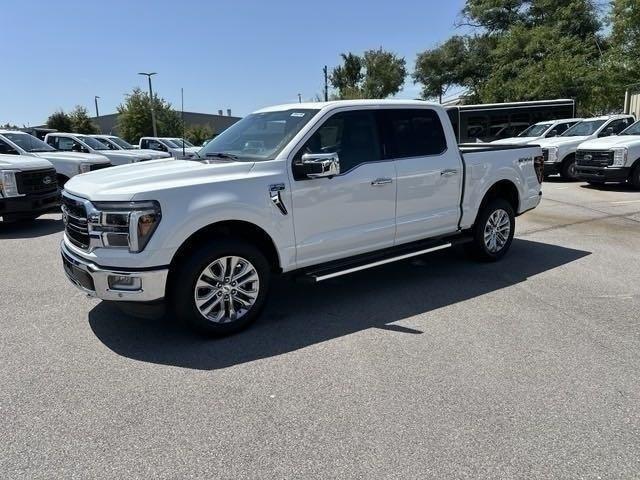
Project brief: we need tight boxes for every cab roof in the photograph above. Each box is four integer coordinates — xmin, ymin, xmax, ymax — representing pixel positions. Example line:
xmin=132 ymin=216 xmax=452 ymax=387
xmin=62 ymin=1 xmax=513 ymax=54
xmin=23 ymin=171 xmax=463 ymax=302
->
xmin=254 ymin=99 xmax=440 ymax=113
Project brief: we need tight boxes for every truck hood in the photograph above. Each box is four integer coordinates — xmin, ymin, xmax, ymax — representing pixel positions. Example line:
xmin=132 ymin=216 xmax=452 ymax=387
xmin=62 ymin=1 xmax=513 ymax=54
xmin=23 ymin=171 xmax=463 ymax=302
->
xmin=33 ymin=151 xmax=110 ymax=164
xmin=534 ymin=136 xmax=589 ymax=148
xmin=64 ymin=158 xmax=255 ymax=201
xmin=577 ymin=136 xmax=638 ymax=149
xmin=0 ymin=153 xmax=53 ymax=171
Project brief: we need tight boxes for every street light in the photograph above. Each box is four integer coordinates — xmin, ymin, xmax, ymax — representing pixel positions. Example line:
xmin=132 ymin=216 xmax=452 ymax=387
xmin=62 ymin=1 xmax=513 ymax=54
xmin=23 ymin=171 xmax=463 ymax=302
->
xmin=94 ymin=96 xmax=100 ymax=117
xmin=138 ymin=72 xmax=158 ymax=137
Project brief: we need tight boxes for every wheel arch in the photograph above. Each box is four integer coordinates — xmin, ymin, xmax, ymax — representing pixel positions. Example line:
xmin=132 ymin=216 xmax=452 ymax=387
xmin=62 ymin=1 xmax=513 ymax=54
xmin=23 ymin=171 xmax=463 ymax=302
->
xmin=473 ymin=179 xmax=520 ymax=226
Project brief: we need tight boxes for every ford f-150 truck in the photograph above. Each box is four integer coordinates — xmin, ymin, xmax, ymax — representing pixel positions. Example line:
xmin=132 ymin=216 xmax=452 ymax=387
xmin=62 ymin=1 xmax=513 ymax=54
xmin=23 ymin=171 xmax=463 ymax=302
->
xmin=0 ymin=153 xmax=59 ymax=222
xmin=91 ymin=135 xmax=172 ymax=160
xmin=575 ymin=119 xmax=640 ymax=188
xmin=491 ymin=118 xmax=582 ymax=146
xmin=535 ymin=115 xmax=635 ymax=180
xmin=45 ymin=133 xmax=152 ymax=165
xmin=60 ymin=100 xmax=543 ymax=335
xmin=0 ymin=130 xmax=111 ymax=186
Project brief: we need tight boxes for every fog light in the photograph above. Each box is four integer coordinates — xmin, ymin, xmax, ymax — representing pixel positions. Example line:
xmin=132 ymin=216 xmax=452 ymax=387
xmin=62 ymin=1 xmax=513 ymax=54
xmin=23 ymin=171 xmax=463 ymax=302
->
xmin=108 ymin=275 xmax=142 ymax=291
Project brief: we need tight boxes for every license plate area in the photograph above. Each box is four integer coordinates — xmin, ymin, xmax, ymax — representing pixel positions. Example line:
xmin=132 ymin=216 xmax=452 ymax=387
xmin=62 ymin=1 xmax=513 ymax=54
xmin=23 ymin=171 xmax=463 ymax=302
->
xmin=62 ymin=256 xmax=95 ymax=291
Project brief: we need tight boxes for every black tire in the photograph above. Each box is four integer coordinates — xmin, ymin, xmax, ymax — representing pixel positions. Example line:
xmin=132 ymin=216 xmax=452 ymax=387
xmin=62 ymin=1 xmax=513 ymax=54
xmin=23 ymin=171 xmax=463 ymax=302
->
xmin=630 ymin=164 xmax=640 ymax=189
xmin=172 ymin=239 xmax=271 ymax=336
xmin=467 ymin=198 xmax=515 ymax=262
xmin=586 ymin=180 xmax=604 ymax=186
xmin=560 ymin=155 xmax=578 ymax=181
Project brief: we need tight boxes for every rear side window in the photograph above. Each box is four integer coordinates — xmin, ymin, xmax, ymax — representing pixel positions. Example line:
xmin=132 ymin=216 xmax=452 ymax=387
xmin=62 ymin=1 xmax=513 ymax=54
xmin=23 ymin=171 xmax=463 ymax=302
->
xmin=384 ymin=109 xmax=447 ymax=158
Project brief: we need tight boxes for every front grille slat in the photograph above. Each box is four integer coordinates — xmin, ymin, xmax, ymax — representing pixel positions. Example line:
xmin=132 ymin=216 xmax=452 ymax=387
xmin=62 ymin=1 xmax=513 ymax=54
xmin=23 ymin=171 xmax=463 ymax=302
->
xmin=576 ymin=150 xmax=614 ymax=167
xmin=62 ymin=194 xmax=90 ymax=249
xmin=16 ymin=168 xmax=58 ymax=195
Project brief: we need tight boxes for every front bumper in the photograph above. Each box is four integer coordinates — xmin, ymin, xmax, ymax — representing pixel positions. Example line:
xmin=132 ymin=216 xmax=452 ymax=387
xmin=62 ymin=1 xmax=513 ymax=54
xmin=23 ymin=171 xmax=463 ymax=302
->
xmin=543 ymin=162 xmax=560 ymax=175
xmin=61 ymin=241 xmax=168 ymax=302
xmin=0 ymin=189 xmax=60 ymax=219
xmin=575 ymin=166 xmax=630 ymax=183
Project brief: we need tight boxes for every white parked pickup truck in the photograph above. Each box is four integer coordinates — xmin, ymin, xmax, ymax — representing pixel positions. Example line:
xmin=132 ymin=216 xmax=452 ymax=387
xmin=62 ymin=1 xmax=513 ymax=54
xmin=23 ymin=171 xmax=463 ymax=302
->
xmin=491 ymin=118 xmax=582 ymax=146
xmin=91 ymin=135 xmax=171 ymax=160
xmin=0 ymin=153 xmax=60 ymax=222
xmin=139 ymin=137 xmax=199 ymax=159
xmin=535 ymin=115 xmax=635 ymax=180
xmin=575 ymin=119 xmax=640 ymax=188
xmin=60 ymin=100 xmax=543 ymax=335
xmin=45 ymin=133 xmax=152 ymax=166
xmin=0 ymin=130 xmax=111 ymax=186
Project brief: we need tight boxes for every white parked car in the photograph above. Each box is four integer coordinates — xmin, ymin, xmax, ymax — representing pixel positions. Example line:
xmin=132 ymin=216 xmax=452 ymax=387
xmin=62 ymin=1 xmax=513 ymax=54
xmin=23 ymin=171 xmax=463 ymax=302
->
xmin=491 ymin=118 xmax=582 ymax=146
xmin=0 ymin=153 xmax=60 ymax=222
xmin=61 ymin=100 xmax=543 ymax=335
xmin=535 ymin=115 xmax=635 ymax=180
xmin=45 ymin=133 xmax=152 ymax=166
xmin=91 ymin=135 xmax=171 ymax=160
xmin=576 ymin=119 xmax=640 ymax=188
xmin=139 ymin=137 xmax=197 ymax=159
xmin=0 ymin=130 xmax=111 ymax=186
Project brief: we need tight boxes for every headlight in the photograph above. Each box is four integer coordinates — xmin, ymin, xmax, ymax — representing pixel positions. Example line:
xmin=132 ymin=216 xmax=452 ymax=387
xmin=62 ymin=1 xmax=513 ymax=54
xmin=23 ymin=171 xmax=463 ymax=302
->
xmin=612 ymin=147 xmax=628 ymax=167
xmin=547 ymin=147 xmax=558 ymax=162
xmin=88 ymin=200 xmax=161 ymax=253
xmin=79 ymin=163 xmax=91 ymax=174
xmin=0 ymin=170 xmax=20 ymax=198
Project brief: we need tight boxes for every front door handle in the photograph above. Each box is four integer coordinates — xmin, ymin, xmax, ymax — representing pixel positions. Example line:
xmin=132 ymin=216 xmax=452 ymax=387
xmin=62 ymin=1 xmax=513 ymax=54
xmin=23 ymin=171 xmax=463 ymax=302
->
xmin=440 ymin=169 xmax=458 ymax=177
xmin=371 ymin=177 xmax=393 ymax=186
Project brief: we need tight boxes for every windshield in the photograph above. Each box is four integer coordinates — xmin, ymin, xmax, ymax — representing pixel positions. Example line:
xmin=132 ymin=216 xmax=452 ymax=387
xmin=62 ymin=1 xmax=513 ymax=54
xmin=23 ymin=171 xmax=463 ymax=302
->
xmin=562 ymin=119 xmax=606 ymax=137
xmin=200 ymin=109 xmax=319 ymax=161
xmin=78 ymin=136 xmax=110 ymax=150
xmin=171 ymin=138 xmax=195 ymax=148
xmin=162 ymin=139 xmax=180 ymax=148
xmin=2 ymin=132 xmax=56 ymax=152
xmin=518 ymin=123 xmax=552 ymax=137
xmin=109 ymin=136 xmax=134 ymax=149
xmin=620 ymin=121 xmax=640 ymax=136
xmin=94 ymin=137 xmax=116 ymax=149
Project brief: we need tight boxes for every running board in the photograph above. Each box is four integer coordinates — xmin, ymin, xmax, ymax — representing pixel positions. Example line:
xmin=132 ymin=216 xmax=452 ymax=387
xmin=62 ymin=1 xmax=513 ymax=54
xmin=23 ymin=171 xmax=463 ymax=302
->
xmin=299 ymin=234 xmax=472 ymax=283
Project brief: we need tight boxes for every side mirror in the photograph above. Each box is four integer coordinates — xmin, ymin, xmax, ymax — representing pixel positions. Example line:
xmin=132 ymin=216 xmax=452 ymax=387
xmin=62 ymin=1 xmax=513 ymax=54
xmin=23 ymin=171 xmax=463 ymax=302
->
xmin=71 ymin=143 xmax=83 ymax=152
xmin=547 ymin=130 xmax=558 ymax=137
xmin=294 ymin=153 xmax=340 ymax=179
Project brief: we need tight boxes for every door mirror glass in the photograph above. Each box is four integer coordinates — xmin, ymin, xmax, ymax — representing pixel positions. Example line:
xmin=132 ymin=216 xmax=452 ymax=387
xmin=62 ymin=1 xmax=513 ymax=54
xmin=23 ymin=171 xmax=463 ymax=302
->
xmin=294 ymin=153 xmax=340 ymax=179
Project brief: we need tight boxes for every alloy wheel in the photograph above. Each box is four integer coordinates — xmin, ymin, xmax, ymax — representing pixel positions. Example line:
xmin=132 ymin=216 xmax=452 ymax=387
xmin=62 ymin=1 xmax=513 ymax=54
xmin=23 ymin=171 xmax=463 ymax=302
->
xmin=484 ymin=209 xmax=511 ymax=253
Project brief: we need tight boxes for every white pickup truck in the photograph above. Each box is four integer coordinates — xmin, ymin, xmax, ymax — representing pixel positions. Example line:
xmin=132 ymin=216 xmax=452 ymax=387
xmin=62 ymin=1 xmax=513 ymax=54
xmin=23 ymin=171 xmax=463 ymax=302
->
xmin=536 ymin=115 xmax=635 ymax=180
xmin=491 ymin=118 xmax=582 ymax=146
xmin=0 ymin=153 xmax=60 ymax=222
xmin=0 ymin=130 xmax=111 ymax=186
xmin=90 ymin=135 xmax=171 ymax=160
xmin=45 ymin=133 xmax=153 ymax=165
xmin=575 ymin=119 xmax=640 ymax=188
xmin=60 ymin=100 xmax=543 ymax=335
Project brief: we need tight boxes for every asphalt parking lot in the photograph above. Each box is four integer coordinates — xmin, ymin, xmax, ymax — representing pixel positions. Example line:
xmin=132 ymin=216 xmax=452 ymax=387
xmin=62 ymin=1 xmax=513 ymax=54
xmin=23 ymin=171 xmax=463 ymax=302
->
xmin=1 ymin=179 xmax=640 ymax=479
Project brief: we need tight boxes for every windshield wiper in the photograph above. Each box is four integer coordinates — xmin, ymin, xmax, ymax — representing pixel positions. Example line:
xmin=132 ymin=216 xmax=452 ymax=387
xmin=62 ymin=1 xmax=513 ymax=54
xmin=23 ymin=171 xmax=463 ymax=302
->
xmin=205 ymin=152 xmax=238 ymax=160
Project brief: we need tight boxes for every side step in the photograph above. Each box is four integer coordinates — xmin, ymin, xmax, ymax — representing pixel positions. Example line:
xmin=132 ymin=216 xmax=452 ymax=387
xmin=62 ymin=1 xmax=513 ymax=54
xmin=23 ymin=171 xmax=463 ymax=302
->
xmin=299 ymin=234 xmax=472 ymax=283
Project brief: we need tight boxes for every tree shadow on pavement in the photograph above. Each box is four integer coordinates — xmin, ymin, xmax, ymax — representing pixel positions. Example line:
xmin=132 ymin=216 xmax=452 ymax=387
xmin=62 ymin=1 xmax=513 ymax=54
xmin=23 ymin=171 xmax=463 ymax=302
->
xmin=89 ymin=239 xmax=590 ymax=370
xmin=0 ymin=217 xmax=63 ymax=239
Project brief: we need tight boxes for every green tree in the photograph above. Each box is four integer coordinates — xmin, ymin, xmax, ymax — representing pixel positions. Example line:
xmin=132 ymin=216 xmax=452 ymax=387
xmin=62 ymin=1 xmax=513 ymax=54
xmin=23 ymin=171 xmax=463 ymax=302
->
xmin=330 ymin=49 xmax=407 ymax=99
xmin=69 ymin=105 xmax=99 ymax=134
xmin=117 ymin=88 xmax=183 ymax=143
xmin=185 ymin=124 xmax=214 ymax=146
xmin=413 ymin=36 xmax=467 ymax=102
xmin=46 ymin=110 xmax=73 ymax=132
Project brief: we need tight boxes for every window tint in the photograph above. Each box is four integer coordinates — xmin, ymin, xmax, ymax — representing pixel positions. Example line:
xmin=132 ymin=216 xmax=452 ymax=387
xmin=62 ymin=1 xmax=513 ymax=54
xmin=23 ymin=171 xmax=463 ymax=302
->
xmin=0 ymin=138 xmax=18 ymax=155
xmin=385 ymin=109 xmax=447 ymax=158
xmin=140 ymin=139 xmax=149 ymax=149
xmin=55 ymin=137 xmax=78 ymax=151
xmin=553 ymin=122 xmax=572 ymax=134
xmin=608 ymin=118 xmax=633 ymax=134
xmin=298 ymin=110 xmax=380 ymax=173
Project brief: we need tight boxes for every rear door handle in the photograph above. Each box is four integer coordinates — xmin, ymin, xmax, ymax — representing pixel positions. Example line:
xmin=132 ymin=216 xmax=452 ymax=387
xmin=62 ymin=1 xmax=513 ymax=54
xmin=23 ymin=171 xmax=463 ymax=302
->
xmin=440 ymin=169 xmax=458 ymax=177
xmin=371 ymin=177 xmax=393 ymax=186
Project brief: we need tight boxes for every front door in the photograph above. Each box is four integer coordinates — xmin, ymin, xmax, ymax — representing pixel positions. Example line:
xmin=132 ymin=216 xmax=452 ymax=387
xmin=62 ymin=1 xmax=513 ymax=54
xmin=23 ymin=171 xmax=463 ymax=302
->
xmin=289 ymin=109 xmax=397 ymax=268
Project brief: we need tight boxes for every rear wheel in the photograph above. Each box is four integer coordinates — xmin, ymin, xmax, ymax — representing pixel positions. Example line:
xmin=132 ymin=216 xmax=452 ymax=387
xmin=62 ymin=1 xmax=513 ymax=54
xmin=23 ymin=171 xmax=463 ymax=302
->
xmin=560 ymin=155 xmax=578 ymax=181
xmin=172 ymin=239 xmax=271 ymax=336
xmin=468 ymin=199 xmax=515 ymax=262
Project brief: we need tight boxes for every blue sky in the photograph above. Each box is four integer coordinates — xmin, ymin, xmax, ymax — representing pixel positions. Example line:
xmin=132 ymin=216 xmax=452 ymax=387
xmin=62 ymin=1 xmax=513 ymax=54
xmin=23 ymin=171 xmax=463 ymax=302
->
xmin=1 ymin=0 xmax=466 ymax=126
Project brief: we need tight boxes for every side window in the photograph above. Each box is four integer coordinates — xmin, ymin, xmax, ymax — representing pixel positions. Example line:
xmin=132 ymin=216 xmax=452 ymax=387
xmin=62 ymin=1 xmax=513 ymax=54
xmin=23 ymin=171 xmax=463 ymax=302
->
xmin=140 ymin=139 xmax=149 ymax=149
xmin=0 ymin=138 xmax=18 ymax=155
xmin=56 ymin=137 xmax=77 ymax=151
xmin=553 ymin=122 xmax=571 ymax=135
xmin=385 ymin=109 xmax=447 ymax=158
xmin=296 ymin=110 xmax=380 ymax=174
xmin=46 ymin=136 xmax=58 ymax=149
xmin=605 ymin=118 xmax=633 ymax=135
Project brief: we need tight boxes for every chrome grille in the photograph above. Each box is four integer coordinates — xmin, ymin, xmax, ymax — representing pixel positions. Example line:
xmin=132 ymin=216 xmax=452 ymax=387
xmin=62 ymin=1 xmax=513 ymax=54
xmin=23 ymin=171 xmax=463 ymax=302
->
xmin=576 ymin=150 xmax=613 ymax=167
xmin=16 ymin=168 xmax=58 ymax=195
xmin=61 ymin=193 xmax=89 ymax=249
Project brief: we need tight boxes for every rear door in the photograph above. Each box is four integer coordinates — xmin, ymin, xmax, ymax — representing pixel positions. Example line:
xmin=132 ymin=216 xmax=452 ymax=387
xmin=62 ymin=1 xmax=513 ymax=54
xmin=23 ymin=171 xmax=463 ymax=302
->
xmin=382 ymin=107 xmax=463 ymax=244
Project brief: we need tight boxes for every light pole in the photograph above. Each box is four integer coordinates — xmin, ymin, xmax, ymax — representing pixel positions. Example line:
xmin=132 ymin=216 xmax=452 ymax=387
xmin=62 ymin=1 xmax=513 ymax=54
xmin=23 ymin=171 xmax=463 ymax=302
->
xmin=94 ymin=96 xmax=100 ymax=117
xmin=138 ymin=72 xmax=158 ymax=137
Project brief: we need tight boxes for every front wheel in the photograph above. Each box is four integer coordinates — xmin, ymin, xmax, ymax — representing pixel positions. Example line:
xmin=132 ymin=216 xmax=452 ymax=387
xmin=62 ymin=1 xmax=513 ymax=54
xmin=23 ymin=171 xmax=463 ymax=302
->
xmin=468 ymin=199 xmax=515 ymax=262
xmin=560 ymin=156 xmax=578 ymax=181
xmin=172 ymin=239 xmax=271 ymax=336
